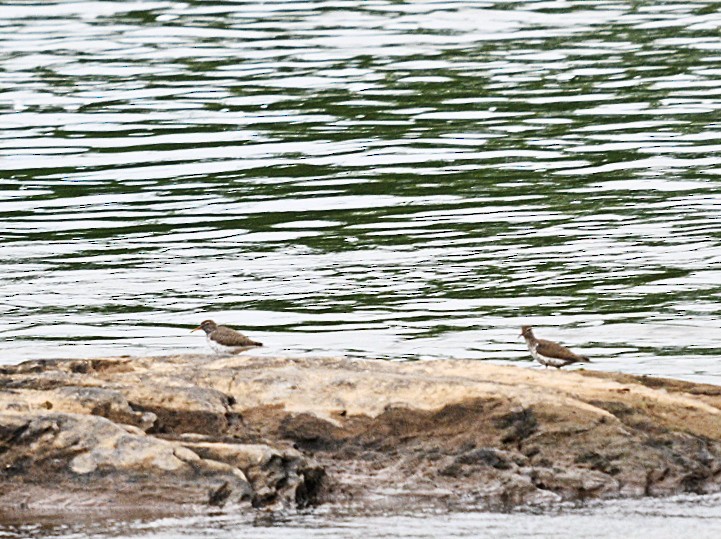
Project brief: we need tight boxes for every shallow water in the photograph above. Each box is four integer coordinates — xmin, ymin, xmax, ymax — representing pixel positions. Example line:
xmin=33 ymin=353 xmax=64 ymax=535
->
xmin=4 ymin=494 xmax=721 ymax=539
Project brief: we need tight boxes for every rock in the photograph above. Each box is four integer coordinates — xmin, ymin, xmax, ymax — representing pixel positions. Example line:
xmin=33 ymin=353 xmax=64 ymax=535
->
xmin=0 ymin=386 xmax=156 ymax=430
xmin=121 ymin=384 xmax=232 ymax=436
xmin=179 ymin=441 xmax=324 ymax=507
xmin=0 ymin=412 xmax=253 ymax=508
xmin=2 ymin=354 xmax=721 ymax=516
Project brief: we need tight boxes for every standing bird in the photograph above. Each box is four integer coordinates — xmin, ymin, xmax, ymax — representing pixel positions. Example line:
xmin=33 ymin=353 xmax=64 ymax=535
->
xmin=192 ymin=320 xmax=263 ymax=355
xmin=520 ymin=325 xmax=590 ymax=369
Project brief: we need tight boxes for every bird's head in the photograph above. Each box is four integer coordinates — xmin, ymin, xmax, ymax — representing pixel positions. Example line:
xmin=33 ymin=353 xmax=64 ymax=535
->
xmin=192 ymin=319 xmax=217 ymax=334
xmin=519 ymin=325 xmax=534 ymax=339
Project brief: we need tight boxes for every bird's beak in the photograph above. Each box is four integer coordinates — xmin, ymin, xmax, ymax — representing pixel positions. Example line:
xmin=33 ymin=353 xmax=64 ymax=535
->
xmin=191 ymin=326 xmax=201 ymax=333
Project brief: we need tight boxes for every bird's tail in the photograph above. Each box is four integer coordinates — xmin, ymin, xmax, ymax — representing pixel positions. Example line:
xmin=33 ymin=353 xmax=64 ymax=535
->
xmin=252 ymin=340 xmax=263 ymax=347
xmin=579 ymin=355 xmax=591 ymax=363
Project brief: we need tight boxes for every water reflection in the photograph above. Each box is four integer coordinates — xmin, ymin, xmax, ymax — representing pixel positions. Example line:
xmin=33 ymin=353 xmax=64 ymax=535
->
xmin=1 ymin=0 xmax=721 ymax=385
xmin=4 ymin=493 xmax=721 ymax=539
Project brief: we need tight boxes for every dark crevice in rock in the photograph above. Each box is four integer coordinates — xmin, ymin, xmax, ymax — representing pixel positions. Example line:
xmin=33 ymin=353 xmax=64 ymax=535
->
xmin=134 ymin=405 xmax=227 ymax=436
xmin=208 ymin=481 xmax=233 ymax=507
xmin=279 ymin=413 xmax=342 ymax=451
xmin=455 ymin=448 xmax=512 ymax=469
xmin=495 ymin=407 xmax=538 ymax=445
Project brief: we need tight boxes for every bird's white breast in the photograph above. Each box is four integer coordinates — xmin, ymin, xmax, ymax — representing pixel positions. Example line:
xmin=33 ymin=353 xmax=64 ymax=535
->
xmin=528 ymin=343 xmax=569 ymax=368
xmin=207 ymin=335 xmax=235 ymax=355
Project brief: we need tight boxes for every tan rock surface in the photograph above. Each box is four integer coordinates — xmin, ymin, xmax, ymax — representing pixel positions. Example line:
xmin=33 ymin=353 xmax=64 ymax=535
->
xmin=2 ymin=354 xmax=721 ymax=516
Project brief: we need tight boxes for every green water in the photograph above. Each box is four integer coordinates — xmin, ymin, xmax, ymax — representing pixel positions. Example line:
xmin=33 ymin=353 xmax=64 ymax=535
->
xmin=3 ymin=0 xmax=721 ymax=383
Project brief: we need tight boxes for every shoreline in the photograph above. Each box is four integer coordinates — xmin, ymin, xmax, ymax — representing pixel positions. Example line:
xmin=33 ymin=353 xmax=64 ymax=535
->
xmin=2 ymin=354 xmax=721 ymax=519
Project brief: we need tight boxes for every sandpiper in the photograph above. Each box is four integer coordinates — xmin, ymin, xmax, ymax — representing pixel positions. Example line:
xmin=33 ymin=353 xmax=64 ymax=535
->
xmin=192 ymin=320 xmax=263 ymax=355
xmin=520 ymin=325 xmax=590 ymax=369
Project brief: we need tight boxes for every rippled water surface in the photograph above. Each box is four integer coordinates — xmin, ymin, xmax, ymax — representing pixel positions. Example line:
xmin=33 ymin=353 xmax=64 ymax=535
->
xmin=4 ymin=1 xmax=721 ymax=382
xmin=4 ymin=494 xmax=721 ymax=539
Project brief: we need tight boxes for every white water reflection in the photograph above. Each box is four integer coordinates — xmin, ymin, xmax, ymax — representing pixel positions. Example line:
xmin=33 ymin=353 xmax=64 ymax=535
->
xmin=0 ymin=0 xmax=721 ymax=389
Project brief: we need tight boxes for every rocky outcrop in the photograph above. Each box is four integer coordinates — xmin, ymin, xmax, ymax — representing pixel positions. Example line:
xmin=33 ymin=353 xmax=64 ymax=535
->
xmin=2 ymin=354 xmax=721 ymax=516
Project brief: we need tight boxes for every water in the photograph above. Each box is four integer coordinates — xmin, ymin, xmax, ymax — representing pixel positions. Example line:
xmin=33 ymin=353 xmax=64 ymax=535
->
xmin=3 ymin=0 xmax=721 ymax=534
xmin=4 ymin=495 xmax=721 ymax=539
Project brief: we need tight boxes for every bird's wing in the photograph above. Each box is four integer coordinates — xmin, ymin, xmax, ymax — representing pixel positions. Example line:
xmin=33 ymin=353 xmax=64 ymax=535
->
xmin=214 ymin=326 xmax=260 ymax=347
xmin=536 ymin=339 xmax=584 ymax=362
